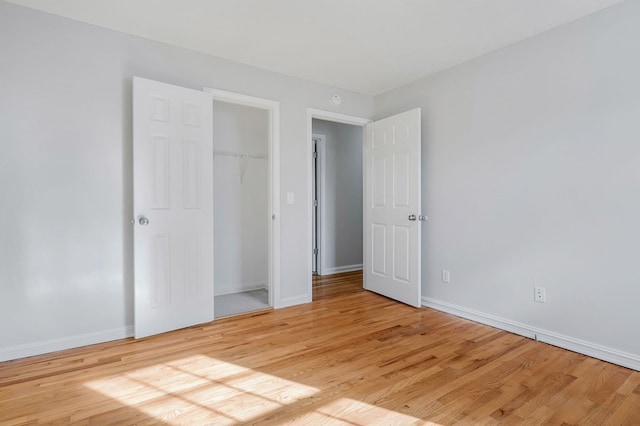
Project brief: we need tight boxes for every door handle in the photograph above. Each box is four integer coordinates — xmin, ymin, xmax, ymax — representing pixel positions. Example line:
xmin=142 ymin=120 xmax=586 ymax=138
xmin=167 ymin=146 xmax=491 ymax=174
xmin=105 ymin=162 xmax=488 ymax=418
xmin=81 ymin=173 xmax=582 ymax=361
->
xmin=408 ymin=214 xmax=417 ymax=221
xmin=419 ymin=215 xmax=428 ymax=221
xmin=138 ymin=216 xmax=150 ymax=225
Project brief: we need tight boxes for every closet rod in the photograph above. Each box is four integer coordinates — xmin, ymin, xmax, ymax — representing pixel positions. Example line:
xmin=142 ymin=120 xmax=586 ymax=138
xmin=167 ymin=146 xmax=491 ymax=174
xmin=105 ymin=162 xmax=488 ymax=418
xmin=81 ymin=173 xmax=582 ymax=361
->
xmin=213 ymin=150 xmax=267 ymax=160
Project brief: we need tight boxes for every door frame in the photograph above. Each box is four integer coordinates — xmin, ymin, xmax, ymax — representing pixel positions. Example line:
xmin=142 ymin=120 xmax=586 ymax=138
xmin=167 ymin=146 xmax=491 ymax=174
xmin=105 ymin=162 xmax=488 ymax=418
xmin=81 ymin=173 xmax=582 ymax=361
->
xmin=204 ymin=87 xmax=281 ymax=308
xmin=311 ymin=133 xmax=326 ymax=275
xmin=306 ymin=108 xmax=370 ymax=299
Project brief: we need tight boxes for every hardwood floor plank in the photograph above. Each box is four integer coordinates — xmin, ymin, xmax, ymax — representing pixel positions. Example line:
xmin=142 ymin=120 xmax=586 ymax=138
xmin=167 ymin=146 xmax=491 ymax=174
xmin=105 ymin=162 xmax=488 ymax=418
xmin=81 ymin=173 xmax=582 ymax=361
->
xmin=0 ymin=270 xmax=638 ymax=425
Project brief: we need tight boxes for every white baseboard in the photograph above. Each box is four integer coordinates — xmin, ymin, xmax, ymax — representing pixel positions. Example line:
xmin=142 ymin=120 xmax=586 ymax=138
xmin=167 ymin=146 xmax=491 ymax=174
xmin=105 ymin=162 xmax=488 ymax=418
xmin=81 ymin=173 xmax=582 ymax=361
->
xmin=422 ymin=297 xmax=640 ymax=371
xmin=0 ymin=326 xmax=134 ymax=363
xmin=320 ymin=264 xmax=363 ymax=275
xmin=215 ymin=282 xmax=267 ymax=296
xmin=275 ymin=294 xmax=312 ymax=309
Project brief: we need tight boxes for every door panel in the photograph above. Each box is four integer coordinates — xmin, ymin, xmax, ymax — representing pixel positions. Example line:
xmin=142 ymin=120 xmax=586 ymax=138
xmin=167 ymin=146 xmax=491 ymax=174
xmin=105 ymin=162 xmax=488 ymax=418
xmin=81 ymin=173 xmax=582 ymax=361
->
xmin=364 ymin=108 xmax=421 ymax=307
xmin=393 ymin=154 xmax=410 ymax=208
xmin=372 ymin=156 xmax=387 ymax=207
xmin=372 ymin=223 xmax=386 ymax=275
xmin=133 ymin=76 xmax=214 ymax=338
xmin=393 ymin=224 xmax=410 ymax=283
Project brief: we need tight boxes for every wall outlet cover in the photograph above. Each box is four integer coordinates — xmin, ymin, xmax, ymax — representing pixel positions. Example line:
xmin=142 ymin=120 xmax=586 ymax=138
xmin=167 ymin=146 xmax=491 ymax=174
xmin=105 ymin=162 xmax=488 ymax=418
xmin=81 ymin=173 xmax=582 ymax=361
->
xmin=534 ymin=286 xmax=546 ymax=303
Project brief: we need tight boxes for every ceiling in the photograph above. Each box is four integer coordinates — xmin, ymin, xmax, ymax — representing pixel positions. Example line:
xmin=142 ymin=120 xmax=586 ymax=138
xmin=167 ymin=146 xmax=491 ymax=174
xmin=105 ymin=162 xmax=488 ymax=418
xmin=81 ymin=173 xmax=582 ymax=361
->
xmin=5 ymin=0 xmax=625 ymax=96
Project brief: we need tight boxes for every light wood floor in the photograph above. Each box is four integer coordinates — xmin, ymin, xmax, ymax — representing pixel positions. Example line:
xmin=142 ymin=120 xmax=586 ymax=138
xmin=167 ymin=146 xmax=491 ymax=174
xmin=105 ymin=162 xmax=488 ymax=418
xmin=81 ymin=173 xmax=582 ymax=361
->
xmin=1 ymin=271 xmax=639 ymax=425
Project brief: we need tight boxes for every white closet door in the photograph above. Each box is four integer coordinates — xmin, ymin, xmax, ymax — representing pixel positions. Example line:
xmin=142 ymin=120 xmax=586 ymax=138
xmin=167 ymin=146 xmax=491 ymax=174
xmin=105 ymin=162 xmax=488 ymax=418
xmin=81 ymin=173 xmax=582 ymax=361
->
xmin=364 ymin=108 xmax=422 ymax=307
xmin=133 ymin=76 xmax=214 ymax=338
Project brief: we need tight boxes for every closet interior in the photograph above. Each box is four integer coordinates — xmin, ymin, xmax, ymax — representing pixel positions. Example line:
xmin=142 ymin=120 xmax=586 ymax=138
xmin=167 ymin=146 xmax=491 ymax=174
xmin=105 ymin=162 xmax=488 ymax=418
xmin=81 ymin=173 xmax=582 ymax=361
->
xmin=212 ymin=100 xmax=270 ymax=317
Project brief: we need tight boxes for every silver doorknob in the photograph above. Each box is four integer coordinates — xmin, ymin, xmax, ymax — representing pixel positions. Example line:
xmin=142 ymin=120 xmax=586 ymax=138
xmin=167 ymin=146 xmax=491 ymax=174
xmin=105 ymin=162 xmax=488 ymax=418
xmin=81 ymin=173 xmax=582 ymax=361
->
xmin=138 ymin=216 xmax=150 ymax=225
xmin=419 ymin=215 xmax=428 ymax=221
xmin=408 ymin=214 xmax=417 ymax=221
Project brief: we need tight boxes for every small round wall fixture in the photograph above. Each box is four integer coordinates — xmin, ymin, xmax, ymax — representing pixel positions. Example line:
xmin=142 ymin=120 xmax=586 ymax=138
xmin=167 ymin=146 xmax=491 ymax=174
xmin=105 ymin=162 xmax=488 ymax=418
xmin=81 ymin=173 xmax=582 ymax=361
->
xmin=331 ymin=94 xmax=342 ymax=106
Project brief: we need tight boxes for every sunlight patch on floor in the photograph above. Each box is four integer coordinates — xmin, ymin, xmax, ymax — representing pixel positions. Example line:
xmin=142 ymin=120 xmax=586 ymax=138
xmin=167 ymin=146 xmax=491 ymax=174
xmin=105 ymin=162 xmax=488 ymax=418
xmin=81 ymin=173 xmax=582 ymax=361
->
xmin=84 ymin=354 xmax=319 ymax=424
xmin=84 ymin=354 xmax=443 ymax=424
xmin=313 ymin=398 xmax=436 ymax=425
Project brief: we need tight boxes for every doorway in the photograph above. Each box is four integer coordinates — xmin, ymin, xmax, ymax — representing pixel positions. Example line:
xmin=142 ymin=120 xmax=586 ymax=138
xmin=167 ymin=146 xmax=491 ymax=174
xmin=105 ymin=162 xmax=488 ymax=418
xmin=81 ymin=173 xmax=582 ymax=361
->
xmin=211 ymin=100 xmax=270 ymax=317
xmin=307 ymin=108 xmax=424 ymax=308
xmin=205 ymin=87 xmax=281 ymax=317
xmin=310 ymin=115 xmax=366 ymax=297
xmin=133 ymin=77 xmax=280 ymax=337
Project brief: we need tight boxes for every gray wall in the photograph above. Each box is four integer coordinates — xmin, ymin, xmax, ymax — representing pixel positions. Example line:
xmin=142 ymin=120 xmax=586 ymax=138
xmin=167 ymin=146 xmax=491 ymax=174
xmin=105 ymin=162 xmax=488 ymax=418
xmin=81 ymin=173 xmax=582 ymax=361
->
xmin=0 ymin=2 xmax=373 ymax=360
xmin=376 ymin=0 xmax=640 ymax=363
xmin=312 ymin=120 xmax=363 ymax=273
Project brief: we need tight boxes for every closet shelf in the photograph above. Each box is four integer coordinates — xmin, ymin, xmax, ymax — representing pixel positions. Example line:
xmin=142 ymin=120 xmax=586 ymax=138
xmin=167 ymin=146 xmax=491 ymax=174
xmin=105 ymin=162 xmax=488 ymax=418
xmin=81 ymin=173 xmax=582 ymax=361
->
xmin=213 ymin=150 xmax=267 ymax=183
xmin=213 ymin=150 xmax=267 ymax=160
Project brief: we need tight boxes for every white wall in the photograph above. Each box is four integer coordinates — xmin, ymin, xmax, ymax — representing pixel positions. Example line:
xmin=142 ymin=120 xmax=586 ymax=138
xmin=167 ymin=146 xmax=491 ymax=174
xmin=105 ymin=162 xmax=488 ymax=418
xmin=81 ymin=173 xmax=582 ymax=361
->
xmin=212 ymin=101 xmax=269 ymax=296
xmin=375 ymin=0 xmax=640 ymax=368
xmin=312 ymin=120 xmax=363 ymax=274
xmin=0 ymin=2 xmax=373 ymax=361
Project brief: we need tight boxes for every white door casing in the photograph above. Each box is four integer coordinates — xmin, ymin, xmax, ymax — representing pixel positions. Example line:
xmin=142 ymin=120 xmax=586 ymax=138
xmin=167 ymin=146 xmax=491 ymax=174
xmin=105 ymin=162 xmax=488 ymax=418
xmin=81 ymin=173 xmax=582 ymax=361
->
xmin=312 ymin=138 xmax=318 ymax=274
xmin=311 ymin=133 xmax=326 ymax=276
xmin=364 ymin=108 xmax=422 ymax=307
xmin=133 ymin=77 xmax=214 ymax=338
xmin=203 ymin=87 xmax=280 ymax=309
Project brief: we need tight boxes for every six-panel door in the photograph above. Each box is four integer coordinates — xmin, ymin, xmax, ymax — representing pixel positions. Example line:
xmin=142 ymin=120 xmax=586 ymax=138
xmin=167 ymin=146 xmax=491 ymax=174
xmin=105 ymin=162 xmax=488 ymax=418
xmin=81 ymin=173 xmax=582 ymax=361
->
xmin=364 ymin=108 xmax=421 ymax=307
xmin=133 ymin=77 xmax=214 ymax=338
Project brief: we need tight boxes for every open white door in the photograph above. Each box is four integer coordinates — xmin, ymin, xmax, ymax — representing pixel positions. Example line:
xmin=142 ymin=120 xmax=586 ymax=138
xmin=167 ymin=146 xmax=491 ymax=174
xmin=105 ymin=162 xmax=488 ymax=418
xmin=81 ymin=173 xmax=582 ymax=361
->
xmin=364 ymin=108 xmax=422 ymax=307
xmin=133 ymin=77 xmax=214 ymax=338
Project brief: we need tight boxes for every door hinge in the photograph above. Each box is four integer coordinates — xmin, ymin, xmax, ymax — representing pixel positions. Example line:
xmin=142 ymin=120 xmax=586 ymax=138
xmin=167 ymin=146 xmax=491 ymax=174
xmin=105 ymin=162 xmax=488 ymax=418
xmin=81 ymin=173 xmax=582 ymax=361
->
xmin=314 ymin=199 xmax=318 ymax=207
xmin=313 ymin=248 xmax=318 ymax=255
xmin=313 ymin=152 xmax=318 ymax=159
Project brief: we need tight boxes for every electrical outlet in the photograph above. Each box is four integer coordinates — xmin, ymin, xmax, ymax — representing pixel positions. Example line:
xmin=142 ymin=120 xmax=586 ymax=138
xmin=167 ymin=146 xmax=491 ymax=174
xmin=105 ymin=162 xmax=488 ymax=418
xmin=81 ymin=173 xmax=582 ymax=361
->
xmin=534 ymin=286 xmax=546 ymax=303
xmin=441 ymin=269 xmax=450 ymax=283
